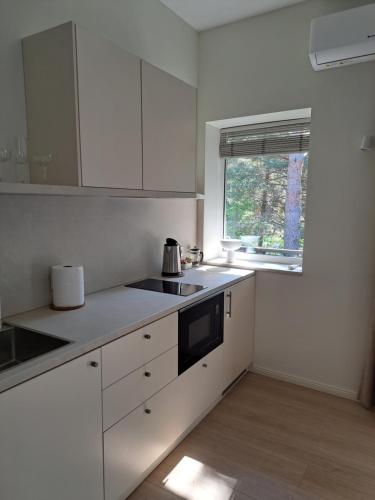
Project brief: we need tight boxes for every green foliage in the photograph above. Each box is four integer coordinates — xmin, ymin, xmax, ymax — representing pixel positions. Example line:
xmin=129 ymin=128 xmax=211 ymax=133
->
xmin=224 ymin=154 xmax=308 ymax=250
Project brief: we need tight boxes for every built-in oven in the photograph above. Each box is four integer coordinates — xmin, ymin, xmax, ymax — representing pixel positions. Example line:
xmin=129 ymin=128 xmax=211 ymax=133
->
xmin=178 ymin=292 xmax=224 ymax=375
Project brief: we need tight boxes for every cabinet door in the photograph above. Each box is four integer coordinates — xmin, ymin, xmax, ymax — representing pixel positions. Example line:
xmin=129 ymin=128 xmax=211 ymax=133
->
xmin=104 ymin=404 xmax=149 ymax=500
xmin=178 ymin=345 xmax=224 ymax=432
xmin=0 ymin=351 xmax=103 ymax=500
xmin=23 ymin=22 xmax=80 ymax=186
xmin=142 ymin=61 xmax=196 ymax=192
xmin=143 ymin=377 xmax=183 ymax=464
xmin=76 ymin=26 xmax=142 ymax=189
xmin=223 ymin=277 xmax=255 ymax=389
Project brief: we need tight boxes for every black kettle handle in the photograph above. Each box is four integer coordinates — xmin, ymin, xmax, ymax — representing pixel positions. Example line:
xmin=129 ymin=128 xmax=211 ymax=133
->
xmin=200 ymin=251 xmax=204 ymax=263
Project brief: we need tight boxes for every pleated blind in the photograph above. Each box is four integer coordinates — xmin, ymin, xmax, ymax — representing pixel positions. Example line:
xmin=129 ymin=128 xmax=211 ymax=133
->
xmin=219 ymin=119 xmax=310 ymax=158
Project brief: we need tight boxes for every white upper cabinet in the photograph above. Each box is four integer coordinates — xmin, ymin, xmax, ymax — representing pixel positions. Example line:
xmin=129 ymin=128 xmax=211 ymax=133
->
xmin=0 ymin=350 xmax=103 ymax=500
xmin=142 ymin=61 xmax=197 ymax=193
xmin=76 ymin=26 xmax=142 ymax=189
xmin=223 ymin=277 xmax=255 ymax=389
xmin=23 ymin=22 xmax=142 ymax=189
xmin=23 ymin=23 xmax=197 ymax=194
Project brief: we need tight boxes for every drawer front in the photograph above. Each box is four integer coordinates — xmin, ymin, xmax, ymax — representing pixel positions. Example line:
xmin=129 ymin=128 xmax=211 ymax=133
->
xmin=101 ymin=329 xmax=143 ymax=389
xmin=102 ymin=346 xmax=178 ymax=431
xmin=103 ymin=366 xmax=145 ymax=431
xmin=143 ymin=346 xmax=178 ymax=401
xmin=142 ymin=313 xmax=178 ymax=364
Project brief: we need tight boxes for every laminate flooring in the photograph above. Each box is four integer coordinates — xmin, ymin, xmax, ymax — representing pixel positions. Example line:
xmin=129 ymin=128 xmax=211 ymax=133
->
xmin=128 ymin=373 xmax=375 ymax=500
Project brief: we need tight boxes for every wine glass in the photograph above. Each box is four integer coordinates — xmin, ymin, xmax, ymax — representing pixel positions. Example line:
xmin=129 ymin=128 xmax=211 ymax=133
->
xmin=14 ymin=137 xmax=29 ymax=183
xmin=0 ymin=147 xmax=11 ymax=182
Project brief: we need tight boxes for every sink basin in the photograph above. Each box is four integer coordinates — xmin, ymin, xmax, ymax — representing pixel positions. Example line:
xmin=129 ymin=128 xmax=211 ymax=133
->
xmin=0 ymin=326 xmax=70 ymax=374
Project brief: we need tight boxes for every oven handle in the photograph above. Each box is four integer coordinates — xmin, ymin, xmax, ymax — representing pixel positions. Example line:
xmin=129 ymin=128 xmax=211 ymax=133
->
xmin=226 ymin=291 xmax=232 ymax=318
xmin=179 ymin=291 xmax=224 ymax=314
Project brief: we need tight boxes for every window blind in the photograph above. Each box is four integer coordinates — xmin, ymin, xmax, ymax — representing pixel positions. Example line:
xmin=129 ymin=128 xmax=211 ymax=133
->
xmin=219 ymin=119 xmax=310 ymax=158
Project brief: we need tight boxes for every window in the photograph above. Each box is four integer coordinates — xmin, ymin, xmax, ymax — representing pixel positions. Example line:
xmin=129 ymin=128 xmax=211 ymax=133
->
xmin=220 ymin=120 xmax=310 ymax=262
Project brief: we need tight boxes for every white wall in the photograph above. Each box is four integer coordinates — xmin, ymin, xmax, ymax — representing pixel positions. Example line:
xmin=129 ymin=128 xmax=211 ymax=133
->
xmin=0 ymin=0 xmax=198 ymax=316
xmin=0 ymin=196 xmax=196 ymax=316
xmin=198 ymin=0 xmax=375 ymax=396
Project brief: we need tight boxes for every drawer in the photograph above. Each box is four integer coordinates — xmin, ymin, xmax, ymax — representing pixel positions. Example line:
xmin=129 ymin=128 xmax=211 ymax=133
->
xmin=103 ymin=365 xmax=144 ymax=431
xmin=103 ymin=346 xmax=178 ymax=431
xmin=101 ymin=312 xmax=178 ymax=389
xmin=142 ymin=313 xmax=178 ymax=363
xmin=102 ymin=328 xmax=142 ymax=389
xmin=143 ymin=346 xmax=178 ymax=401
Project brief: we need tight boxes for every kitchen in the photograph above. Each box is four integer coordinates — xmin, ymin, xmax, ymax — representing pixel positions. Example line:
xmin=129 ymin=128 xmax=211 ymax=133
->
xmin=1 ymin=1 xmax=375 ymax=499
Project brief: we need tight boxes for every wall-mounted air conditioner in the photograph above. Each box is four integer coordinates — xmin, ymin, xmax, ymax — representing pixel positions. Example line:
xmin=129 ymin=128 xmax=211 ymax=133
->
xmin=309 ymin=3 xmax=375 ymax=71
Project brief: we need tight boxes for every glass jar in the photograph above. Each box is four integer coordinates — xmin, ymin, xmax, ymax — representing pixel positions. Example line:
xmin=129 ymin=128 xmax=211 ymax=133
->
xmin=189 ymin=247 xmax=204 ymax=267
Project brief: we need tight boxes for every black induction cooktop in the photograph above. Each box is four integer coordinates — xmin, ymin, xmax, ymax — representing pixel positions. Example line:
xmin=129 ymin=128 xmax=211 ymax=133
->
xmin=126 ymin=278 xmax=206 ymax=296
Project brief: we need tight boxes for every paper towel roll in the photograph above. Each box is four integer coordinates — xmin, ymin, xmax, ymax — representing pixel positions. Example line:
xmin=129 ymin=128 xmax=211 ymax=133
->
xmin=51 ymin=265 xmax=85 ymax=310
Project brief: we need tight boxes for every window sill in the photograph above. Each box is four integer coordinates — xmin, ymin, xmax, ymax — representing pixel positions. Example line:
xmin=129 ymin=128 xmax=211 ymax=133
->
xmin=205 ymin=257 xmax=303 ymax=275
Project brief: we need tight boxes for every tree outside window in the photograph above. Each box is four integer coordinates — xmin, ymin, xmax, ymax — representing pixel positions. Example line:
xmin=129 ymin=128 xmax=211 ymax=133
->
xmin=224 ymin=153 xmax=308 ymax=256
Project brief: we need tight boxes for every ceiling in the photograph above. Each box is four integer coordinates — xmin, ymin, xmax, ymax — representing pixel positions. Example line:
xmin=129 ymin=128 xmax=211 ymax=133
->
xmin=159 ymin=0 xmax=306 ymax=31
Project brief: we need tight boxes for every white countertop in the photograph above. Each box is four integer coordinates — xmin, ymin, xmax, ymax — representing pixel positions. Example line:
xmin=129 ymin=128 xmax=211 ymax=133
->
xmin=1 ymin=266 xmax=254 ymax=393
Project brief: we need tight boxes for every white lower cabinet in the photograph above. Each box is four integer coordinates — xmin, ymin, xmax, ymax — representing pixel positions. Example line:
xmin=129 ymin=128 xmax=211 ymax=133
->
xmin=104 ymin=345 xmax=224 ymax=500
xmin=0 ymin=350 xmax=103 ymax=500
xmin=0 ymin=278 xmax=255 ymax=500
xmin=179 ymin=344 xmax=224 ymax=430
xmin=223 ymin=277 xmax=256 ymax=389
xmin=104 ymin=377 xmax=182 ymax=500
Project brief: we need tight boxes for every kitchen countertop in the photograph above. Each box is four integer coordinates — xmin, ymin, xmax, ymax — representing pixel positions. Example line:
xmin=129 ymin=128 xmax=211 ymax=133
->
xmin=1 ymin=266 xmax=254 ymax=394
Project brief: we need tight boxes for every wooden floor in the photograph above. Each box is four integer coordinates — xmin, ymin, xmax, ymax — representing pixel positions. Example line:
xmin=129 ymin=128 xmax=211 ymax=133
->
xmin=128 ymin=373 xmax=375 ymax=500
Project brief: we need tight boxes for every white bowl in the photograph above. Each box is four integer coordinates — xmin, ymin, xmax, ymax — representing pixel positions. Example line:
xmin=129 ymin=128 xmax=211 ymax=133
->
xmin=220 ymin=239 xmax=241 ymax=251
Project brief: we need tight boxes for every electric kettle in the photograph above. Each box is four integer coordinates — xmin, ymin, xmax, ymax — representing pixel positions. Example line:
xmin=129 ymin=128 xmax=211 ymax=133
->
xmin=162 ymin=238 xmax=183 ymax=277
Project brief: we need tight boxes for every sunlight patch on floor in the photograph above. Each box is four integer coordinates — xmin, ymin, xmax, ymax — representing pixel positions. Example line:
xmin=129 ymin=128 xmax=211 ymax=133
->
xmin=161 ymin=456 xmax=238 ymax=500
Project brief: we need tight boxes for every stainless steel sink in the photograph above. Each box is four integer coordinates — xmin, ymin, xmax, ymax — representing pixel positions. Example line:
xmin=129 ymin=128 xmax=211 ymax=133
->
xmin=0 ymin=326 xmax=70 ymax=374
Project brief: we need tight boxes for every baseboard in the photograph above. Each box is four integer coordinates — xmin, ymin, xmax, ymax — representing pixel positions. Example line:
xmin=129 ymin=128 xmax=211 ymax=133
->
xmin=251 ymin=364 xmax=357 ymax=401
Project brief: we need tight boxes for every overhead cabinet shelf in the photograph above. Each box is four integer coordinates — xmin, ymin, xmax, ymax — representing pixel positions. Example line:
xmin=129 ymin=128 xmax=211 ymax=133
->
xmin=19 ymin=22 xmax=197 ymax=197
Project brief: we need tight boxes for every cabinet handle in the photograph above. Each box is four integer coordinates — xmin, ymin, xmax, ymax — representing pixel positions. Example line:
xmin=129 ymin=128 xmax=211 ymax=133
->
xmin=143 ymin=334 xmax=151 ymax=340
xmin=202 ymin=363 xmax=208 ymax=368
xmin=226 ymin=291 xmax=232 ymax=318
xmin=89 ymin=361 xmax=99 ymax=368
xmin=144 ymin=371 xmax=151 ymax=377
xmin=145 ymin=408 xmax=152 ymax=414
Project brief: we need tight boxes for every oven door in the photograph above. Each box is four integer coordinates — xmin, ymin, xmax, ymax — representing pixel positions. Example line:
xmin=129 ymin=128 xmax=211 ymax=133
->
xmin=178 ymin=292 xmax=224 ymax=375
